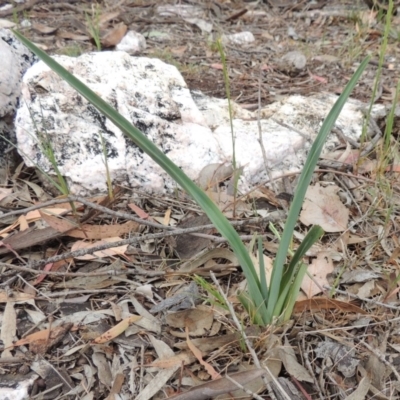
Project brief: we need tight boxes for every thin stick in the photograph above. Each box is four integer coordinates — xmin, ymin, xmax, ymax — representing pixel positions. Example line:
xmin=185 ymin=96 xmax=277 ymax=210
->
xmin=5 ymin=214 xmax=279 ymax=269
xmin=224 ymin=374 xmax=264 ymax=400
xmin=324 ymin=285 xmax=400 ymax=311
xmin=357 ymin=336 xmax=400 ymax=382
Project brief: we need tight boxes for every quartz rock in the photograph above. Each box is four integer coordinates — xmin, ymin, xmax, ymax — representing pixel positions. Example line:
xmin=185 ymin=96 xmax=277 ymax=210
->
xmin=116 ymin=31 xmax=146 ymax=54
xmin=0 ymin=29 xmax=37 ymax=117
xmin=0 ymin=29 xmax=36 ymax=173
xmin=15 ymin=51 xmax=373 ymax=196
xmin=16 ymin=52 xmax=221 ymax=195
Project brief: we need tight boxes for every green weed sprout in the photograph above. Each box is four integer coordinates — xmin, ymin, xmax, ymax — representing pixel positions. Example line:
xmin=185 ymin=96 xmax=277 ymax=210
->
xmin=85 ymin=4 xmax=102 ymax=51
xmin=13 ymin=31 xmax=370 ymax=325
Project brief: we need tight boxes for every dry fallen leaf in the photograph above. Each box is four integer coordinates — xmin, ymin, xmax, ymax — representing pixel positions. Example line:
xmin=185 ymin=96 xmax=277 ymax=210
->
xmin=57 ymin=31 xmax=90 ymax=41
xmin=40 ymin=210 xmax=77 ymax=234
xmin=0 ymin=291 xmax=35 ymax=303
xmin=300 ymin=183 xmax=349 ymax=232
xmin=278 ymin=337 xmax=313 ymax=383
xmin=0 ymin=187 xmax=12 ymax=201
xmin=300 ymin=251 xmax=334 ymax=298
xmin=197 ymin=163 xmax=233 ymax=191
xmin=149 ymin=351 xmax=195 ymax=369
xmin=93 ymin=351 xmax=112 ymax=387
xmin=186 ymin=327 xmax=221 ymax=380
xmin=68 ymin=220 xmax=139 ymax=239
xmin=166 ymin=306 xmax=214 ymax=336
xmin=71 ymin=237 xmax=128 ymax=260
xmin=55 ymin=259 xmax=126 ymax=290
xmin=1 ymin=301 xmax=16 ymax=358
xmin=93 ymin=314 xmax=142 ymax=344
xmin=14 ymin=323 xmax=73 ymax=355
xmin=0 ymin=19 xmax=16 ymax=28
xmin=128 ymin=203 xmax=151 ymax=219
xmin=293 ymin=297 xmax=366 ymax=314
xmin=32 ymin=22 xmax=57 ymax=34
xmin=101 ymin=23 xmax=128 ymax=48
xmin=136 ymin=335 xmax=183 ymax=400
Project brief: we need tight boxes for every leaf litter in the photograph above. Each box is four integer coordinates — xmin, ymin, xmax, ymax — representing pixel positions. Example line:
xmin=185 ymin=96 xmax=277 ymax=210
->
xmin=2 ymin=0 xmax=400 ymax=399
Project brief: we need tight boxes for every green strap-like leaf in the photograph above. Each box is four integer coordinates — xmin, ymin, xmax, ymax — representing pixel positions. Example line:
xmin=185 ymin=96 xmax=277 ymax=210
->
xmin=13 ymin=30 xmax=269 ymax=323
xmin=267 ymin=56 xmax=370 ymax=322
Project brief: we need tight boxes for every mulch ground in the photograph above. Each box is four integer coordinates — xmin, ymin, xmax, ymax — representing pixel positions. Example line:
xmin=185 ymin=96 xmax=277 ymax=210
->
xmin=1 ymin=0 xmax=400 ymax=399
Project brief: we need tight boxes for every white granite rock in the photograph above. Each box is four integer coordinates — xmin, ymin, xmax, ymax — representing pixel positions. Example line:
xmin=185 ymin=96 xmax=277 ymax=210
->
xmin=116 ymin=31 xmax=146 ymax=54
xmin=15 ymin=51 xmax=373 ymax=196
xmin=16 ymin=52 xmax=221 ymax=194
xmin=0 ymin=29 xmax=36 ymax=173
xmin=0 ymin=38 xmax=19 ymax=117
xmin=0 ymin=29 xmax=36 ymax=118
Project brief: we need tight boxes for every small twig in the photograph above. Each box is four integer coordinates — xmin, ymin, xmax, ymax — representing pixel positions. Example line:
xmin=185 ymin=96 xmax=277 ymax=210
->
xmin=139 ymin=344 xmax=145 ymax=393
xmin=10 ymin=216 xmax=278 ymax=269
xmin=293 ymin=9 xmax=360 ymax=19
xmin=22 ymin=307 xmax=60 ymax=338
xmin=30 ymin=383 xmax=64 ymax=399
xmin=0 ymin=276 xmax=17 ymax=287
xmin=324 ymin=285 xmax=400 ymax=311
xmin=231 ymin=169 xmax=376 ymax=209
xmin=0 ymin=196 xmax=174 ymax=230
xmin=298 ymin=314 xmax=400 ymax=335
xmin=357 ymin=336 xmax=400 ymax=382
xmin=301 ymin=336 xmax=324 ymax=400
xmin=37 ymin=288 xmax=130 ymax=299
xmin=0 ymin=197 xmax=283 ymax=233
xmin=256 ymin=64 xmax=276 ymax=192
xmin=224 ymin=374 xmax=264 ymax=400
xmin=16 ymin=273 xmax=51 ymax=301
xmin=0 ymin=357 xmax=26 ymax=364
xmin=41 ymin=358 xmax=74 ymax=390
xmin=1 ymin=262 xmax=112 ymax=277
xmin=333 ymin=174 xmax=363 ymax=218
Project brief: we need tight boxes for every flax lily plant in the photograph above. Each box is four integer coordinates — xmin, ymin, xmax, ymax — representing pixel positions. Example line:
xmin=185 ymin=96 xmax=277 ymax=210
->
xmin=13 ymin=30 xmax=370 ymax=325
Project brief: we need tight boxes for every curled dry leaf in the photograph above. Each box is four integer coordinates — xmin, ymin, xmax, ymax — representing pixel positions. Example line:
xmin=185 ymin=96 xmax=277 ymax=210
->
xmin=300 ymin=183 xmax=349 ymax=232
xmin=197 ymin=163 xmax=233 ymax=191
xmin=101 ymin=23 xmax=128 ymax=48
